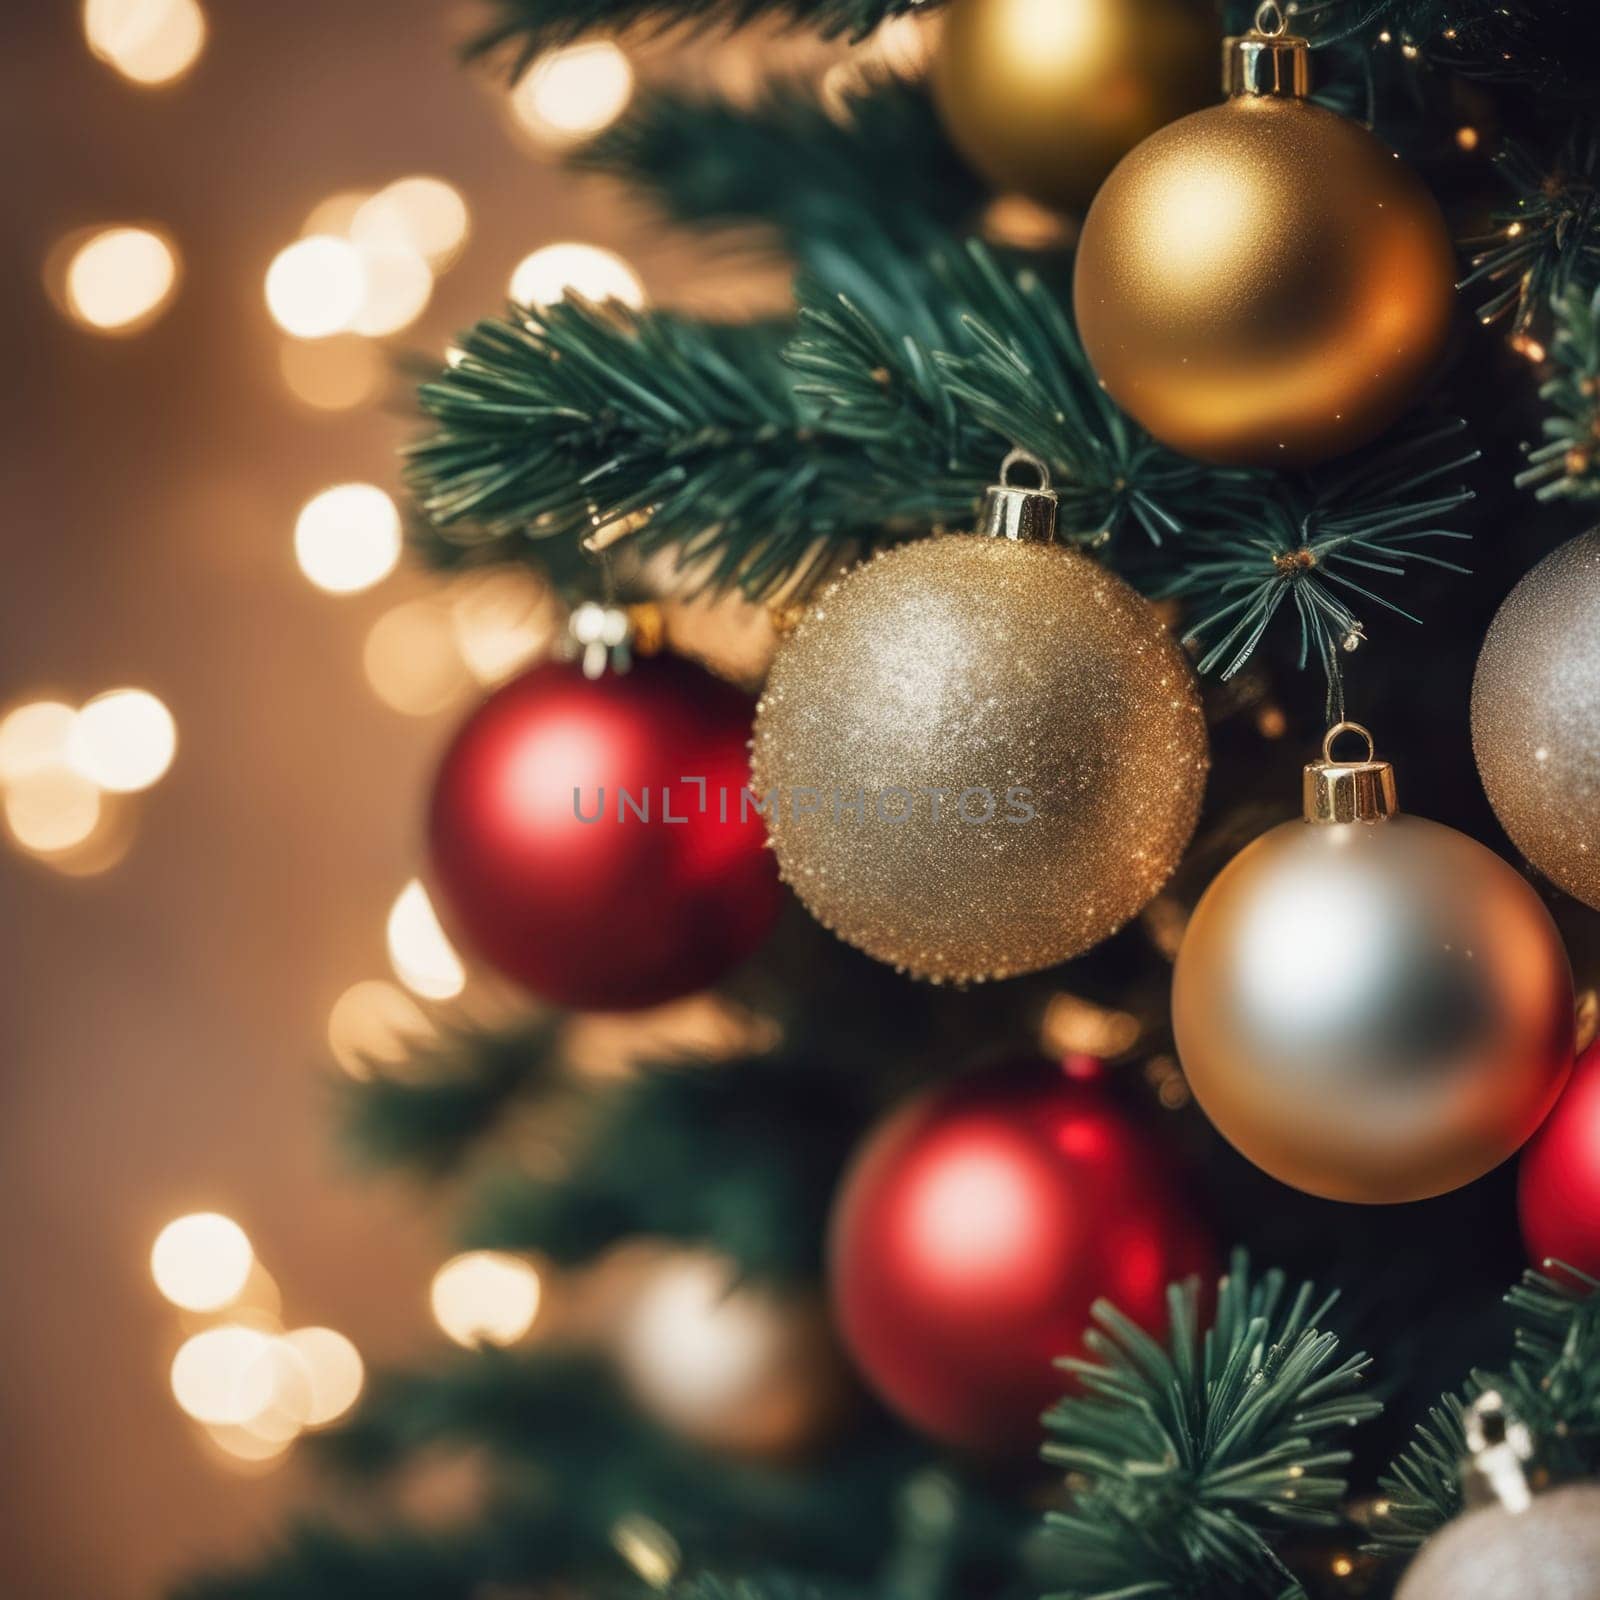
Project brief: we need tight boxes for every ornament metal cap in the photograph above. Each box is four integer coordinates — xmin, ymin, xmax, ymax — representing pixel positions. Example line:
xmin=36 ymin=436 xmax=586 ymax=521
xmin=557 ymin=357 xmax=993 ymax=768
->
xmin=1224 ymin=2 xmax=1310 ymax=98
xmin=979 ymin=450 xmax=1058 ymax=543
xmin=1302 ymin=721 xmax=1398 ymax=823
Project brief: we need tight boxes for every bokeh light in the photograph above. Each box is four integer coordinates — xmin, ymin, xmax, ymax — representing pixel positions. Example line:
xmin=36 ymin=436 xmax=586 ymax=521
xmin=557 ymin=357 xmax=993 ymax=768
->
xmin=61 ymin=227 xmax=179 ymax=333
xmin=151 ymin=1213 xmax=254 ymax=1311
xmin=294 ymin=484 xmax=402 ymax=594
xmin=352 ymin=177 xmax=470 ymax=268
xmin=449 ymin=569 xmax=559 ymax=686
xmin=387 ymin=880 xmax=467 ymax=1000
xmin=511 ymin=42 xmax=634 ymax=143
xmin=265 ymin=236 xmax=366 ymax=338
xmin=0 ymin=701 xmax=77 ymax=783
xmin=278 ymin=336 xmax=383 ymax=412
xmin=68 ymin=688 xmax=177 ymax=792
xmin=281 ymin=1327 xmax=364 ymax=1425
xmin=430 ymin=1251 xmax=542 ymax=1348
xmin=350 ymin=245 xmax=433 ymax=337
xmin=363 ymin=598 xmax=473 ymax=716
xmin=83 ymin=0 xmax=206 ymax=86
xmin=326 ymin=978 xmax=436 ymax=1079
xmin=301 ymin=189 xmax=372 ymax=239
xmin=4 ymin=767 xmax=102 ymax=856
xmin=509 ymin=243 xmax=644 ymax=309
xmin=170 ymin=1326 xmax=277 ymax=1424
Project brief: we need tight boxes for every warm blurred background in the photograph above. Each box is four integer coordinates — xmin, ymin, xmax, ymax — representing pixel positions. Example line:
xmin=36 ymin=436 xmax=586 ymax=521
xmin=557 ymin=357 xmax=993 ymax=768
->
xmin=0 ymin=3 xmax=822 ymax=1593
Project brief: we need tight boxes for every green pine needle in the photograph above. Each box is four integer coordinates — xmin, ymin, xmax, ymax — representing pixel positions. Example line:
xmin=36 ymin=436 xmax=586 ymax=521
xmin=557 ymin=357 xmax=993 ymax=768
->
xmin=1369 ymin=1264 xmax=1600 ymax=1556
xmin=1517 ymin=281 xmax=1600 ymax=501
xmin=1042 ymin=1251 xmax=1382 ymax=1600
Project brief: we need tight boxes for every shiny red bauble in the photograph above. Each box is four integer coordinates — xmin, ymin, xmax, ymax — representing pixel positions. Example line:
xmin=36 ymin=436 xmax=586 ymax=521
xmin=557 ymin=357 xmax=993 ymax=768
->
xmin=829 ymin=1059 xmax=1212 ymax=1455
xmin=428 ymin=655 xmax=782 ymax=1012
xmin=1520 ymin=1038 xmax=1600 ymax=1278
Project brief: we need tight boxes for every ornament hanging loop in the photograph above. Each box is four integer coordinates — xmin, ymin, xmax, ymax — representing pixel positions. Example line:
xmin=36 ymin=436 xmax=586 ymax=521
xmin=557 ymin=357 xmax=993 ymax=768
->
xmin=1303 ymin=720 xmax=1398 ymax=823
xmin=1225 ymin=4 xmax=1310 ymax=97
xmin=1461 ymin=1390 xmax=1536 ymax=1514
xmin=980 ymin=450 xmax=1058 ymax=544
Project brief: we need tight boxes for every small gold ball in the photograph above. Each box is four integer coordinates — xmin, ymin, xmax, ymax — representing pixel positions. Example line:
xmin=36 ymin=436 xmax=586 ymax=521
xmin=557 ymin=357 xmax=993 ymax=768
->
xmin=752 ymin=536 xmax=1209 ymax=982
xmin=1473 ymin=526 xmax=1600 ymax=911
xmin=1074 ymin=96 xmax=1456 ymax=466
xmin=932 ymin=0 xmax=1216 ymax=213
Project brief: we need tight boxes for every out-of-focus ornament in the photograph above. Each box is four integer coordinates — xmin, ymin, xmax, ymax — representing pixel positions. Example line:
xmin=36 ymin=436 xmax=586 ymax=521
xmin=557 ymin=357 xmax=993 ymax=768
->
xmin=1073 ymin=5 xmax=1455 ymax=466
xmin=751 ymin=457 xmax=1208 ymax=983
xmin=829 ymin=1059 xmax=1212 ymax=1454
xmin=1398 ymin=1392 xmax=1600 ymax=1600
xmin=1173 ymin=723 xmax=1574 ymax=1204
xmin=1472 ymin=527 xmax=1600 ymax=912
xmin=1520 ymin=1037 xmax=1600 ymax=1277
xmin=428 ymin=613 xmax=781 ymax=1012
xmin=931 ymin=0 xmax=1216 ymax=212
xmin=615 ymin=1252 xmax=849 ymax=1460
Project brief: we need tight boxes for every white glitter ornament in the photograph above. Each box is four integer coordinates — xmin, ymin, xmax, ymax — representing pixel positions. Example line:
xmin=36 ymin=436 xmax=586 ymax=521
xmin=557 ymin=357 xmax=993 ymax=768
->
xmin=751 ymin=456 xmax=1209 ymax=982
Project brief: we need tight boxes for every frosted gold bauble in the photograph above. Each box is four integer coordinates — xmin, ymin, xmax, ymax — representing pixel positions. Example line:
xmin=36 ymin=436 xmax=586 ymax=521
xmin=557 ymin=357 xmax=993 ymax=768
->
xmin=1073 ymin=88 xmax=1456 ymax=465
xmin=931 ymin=0 xmax=1216 ymax=212
xmin=751 ymin=527 xmax=1208 ymax=983
xmin=1473 ymin=527 xmax=1600 ymax=912
xmin=1172 ymin=727 xmax=1573 ymax=1204
xmin=1397 ymin=1485 xmax=1600 ymax=1600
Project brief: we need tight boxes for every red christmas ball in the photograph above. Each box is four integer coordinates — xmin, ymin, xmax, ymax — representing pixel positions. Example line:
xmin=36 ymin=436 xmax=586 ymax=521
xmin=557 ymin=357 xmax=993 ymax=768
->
xmin=1520 ymin=1037 xmax=1600 ymax=1277
xmin=428 ymin=654 xmax=782 ymax=1012
xmin=829 ymin=1059 xmax=1212 ymax=1455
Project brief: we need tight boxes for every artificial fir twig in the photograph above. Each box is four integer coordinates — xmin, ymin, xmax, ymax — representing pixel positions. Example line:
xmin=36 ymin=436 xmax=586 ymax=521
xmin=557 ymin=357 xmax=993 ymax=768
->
xmin=1517 ymin=281 xmax=1600 ymax=501
xmin=1369 ymin=1264 xmax=1600 ymax=1555
xmin=1042 ymin=1252 xmax=1381 ymax=1600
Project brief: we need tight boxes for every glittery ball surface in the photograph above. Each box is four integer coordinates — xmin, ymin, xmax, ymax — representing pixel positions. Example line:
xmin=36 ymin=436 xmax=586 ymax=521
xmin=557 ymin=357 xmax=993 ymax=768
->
xmin=1473 ymin=527 xmax=1600 ymax=913
xmin=751 ymin=536 xmax=1209 ymax=981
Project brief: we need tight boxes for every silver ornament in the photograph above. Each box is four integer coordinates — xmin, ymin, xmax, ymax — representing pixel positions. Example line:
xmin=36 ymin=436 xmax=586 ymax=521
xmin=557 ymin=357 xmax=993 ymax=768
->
xmin=1397 ymin=1485 xmax=1600 ymax=1600
xmin=1172 ymin=724 xmax=1574 ymax=1203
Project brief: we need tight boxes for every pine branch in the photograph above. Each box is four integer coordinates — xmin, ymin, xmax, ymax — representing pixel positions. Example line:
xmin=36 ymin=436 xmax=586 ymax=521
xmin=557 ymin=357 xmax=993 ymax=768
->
xmin=461 ymin=1050 xmax=878 ymax=1278
xmin=1166 ymin=418 xmax=1476 ymax=714
xmin=1517 ymin=281 xmax=1600 ymax=501
xmin=469 ymin=0 xmax=933 ymax=75
xmin=1369 ymin=1264 xmax=1600 ymax=1556
xmin=1461 ymin=127 xmax=1600 ymax=336
xmin=335 ymin=1018 xmax=566 ymax=1176
xmin=1041 ymin=1251 xmax=1382 ymax=1600
xmin=407 ymin=303 xmax=875 ymax=598
xmin=573 ymin=79 xmax=984 ymax=309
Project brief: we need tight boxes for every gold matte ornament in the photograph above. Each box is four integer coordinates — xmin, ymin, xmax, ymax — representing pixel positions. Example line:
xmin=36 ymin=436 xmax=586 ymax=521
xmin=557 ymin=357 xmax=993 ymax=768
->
xmin=751 ymin=459 xmax=1209 ymax=983
xmin=1472 ymin=527 xmax=1600 ymax=912
xmin=931 ymin=0 xmax=1216 ymax=212
xmin=1073 ymin=5 xmax=1455 ymax=467
xmin=1172 ymin=724 xmax=1574 ymax=1204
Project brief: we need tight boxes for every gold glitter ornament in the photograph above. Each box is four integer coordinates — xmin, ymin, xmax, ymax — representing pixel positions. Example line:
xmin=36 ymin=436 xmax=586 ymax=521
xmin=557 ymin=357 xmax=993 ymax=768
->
xmin=930 ymin=0 xmax=1217 ymax=213
xmin=1072 ymin=4 xmax=1455 ymax=467
xmin=750 ymin=456 xmax=1209 ymax=983
xmin=1172 ymin=723 xmax=1574 ymax=1204
xmin=1472 ymin=527 xmax=1600 ymax=912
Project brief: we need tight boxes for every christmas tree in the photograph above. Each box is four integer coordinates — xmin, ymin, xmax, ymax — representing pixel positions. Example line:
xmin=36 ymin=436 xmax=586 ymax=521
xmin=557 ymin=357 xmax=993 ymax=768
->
xmin=177 ymin=0 xmax=1600 ymax=1596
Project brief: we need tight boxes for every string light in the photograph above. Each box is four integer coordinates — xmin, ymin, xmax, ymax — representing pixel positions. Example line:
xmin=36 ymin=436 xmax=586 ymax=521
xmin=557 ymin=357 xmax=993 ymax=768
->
xmin=170 ymin=1325 xmax=278 ymax=1424
xmin=0 ymin=701 xmax=77 ymax=782
xmin=280 ymin=1327 xmax=364 ymax=1426
xmin=349 ymin=245 xmax=433 ymax=337
xmin=83 ymin=0 xmax=206 ymax=86
xmin=61 ymin=227 xmax=179 ymax=333
xmin=1456 ymin=126 xmax=1480 ymax=151
xmin=449 ymin=569 xmax=558 ymax=686
xmin=68 ymin=688 xmax=176 ymax=791
xmin=294 ymin=484 xmax=402 ymax=594
xmin=363 ymin=598 xmax=474 ymax=715
xmin=265 ymin=236 xmax=366 ymax=339
xmin=509 ymin=243 xmax=644 ymax=309
xmin=387 ymin=880 xmax=467 ymax=1000
xmin=4 ymin=767 xmax=101 ymax=856
xmin=151 ymin=1213 xmax=254 ymax=1311
xmin=430 ymin=1251 xmax=542 ymax=1347
xmin=510 ymin=42 xmax=634 ymax=143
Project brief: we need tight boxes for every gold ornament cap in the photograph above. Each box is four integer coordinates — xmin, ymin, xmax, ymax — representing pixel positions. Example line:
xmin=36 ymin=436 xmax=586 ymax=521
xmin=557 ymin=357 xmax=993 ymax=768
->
xmin=1224 ymin=2 xmax=1310 ymax=98
xmin=567 ymin=599 xmax=665 ymax=679
xmin=979 ymin=450 xmax=1058 ymax=544
xmin=1302 ymin=721 xmax=1398 ymax=823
